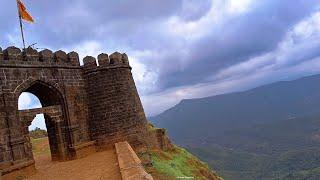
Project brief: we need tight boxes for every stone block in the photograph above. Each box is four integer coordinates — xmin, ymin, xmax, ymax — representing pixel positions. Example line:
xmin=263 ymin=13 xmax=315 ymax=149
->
xmin=39 ymin=49 xmax=53 ymax=62
xmin=3 ymin=46 xmax=22 ymax=61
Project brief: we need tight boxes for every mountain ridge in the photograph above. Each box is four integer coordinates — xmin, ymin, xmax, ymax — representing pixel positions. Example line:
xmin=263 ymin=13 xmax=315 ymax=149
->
xmin=151 ymin=73 xmax=320 ymax=179
xmin=156 ymin=73 xmax=320 ymax=118
xmin=152 ymin=73 xmax=320 ymax=144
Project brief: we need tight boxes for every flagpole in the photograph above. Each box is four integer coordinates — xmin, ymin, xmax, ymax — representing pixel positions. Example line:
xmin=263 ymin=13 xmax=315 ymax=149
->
xmin=16 ymin=0 xmax=26 ymax=50
xmin=19 ymin=15 xmax=26 ymax=50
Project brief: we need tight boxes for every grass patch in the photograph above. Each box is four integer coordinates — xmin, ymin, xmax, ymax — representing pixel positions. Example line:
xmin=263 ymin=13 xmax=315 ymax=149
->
xmin=31 ymin=137 xmax=50 ymax=156
xmin=148 ymin=146 xmax=221 ymax=179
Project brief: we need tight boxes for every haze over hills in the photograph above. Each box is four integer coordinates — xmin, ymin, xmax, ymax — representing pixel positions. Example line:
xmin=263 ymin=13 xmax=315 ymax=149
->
xmin=151 ymin=74 xmax=320 ymax=179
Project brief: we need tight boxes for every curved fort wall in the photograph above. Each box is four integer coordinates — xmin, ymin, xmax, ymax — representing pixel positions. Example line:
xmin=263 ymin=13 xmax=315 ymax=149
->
xmin=83 ymin=53 xmax=148 ymax=149
xmin=0 ymin=46 xmax=149 ymax=176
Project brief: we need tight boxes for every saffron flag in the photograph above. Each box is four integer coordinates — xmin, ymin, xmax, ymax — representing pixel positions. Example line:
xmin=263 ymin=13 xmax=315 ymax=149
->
xmin=17 ymin=0 xmax=34 ymax=23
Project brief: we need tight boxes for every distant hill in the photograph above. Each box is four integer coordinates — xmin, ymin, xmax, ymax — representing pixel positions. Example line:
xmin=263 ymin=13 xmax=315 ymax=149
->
xmin=151 ymin=74 xmax=320 ymax=179
xmin=152 ymin=74 xmax=320 ymax=145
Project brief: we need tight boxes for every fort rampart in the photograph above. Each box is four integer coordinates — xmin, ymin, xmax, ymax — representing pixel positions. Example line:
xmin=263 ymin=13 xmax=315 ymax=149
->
xmin=0 ymin=46 xmax=149 ymax=175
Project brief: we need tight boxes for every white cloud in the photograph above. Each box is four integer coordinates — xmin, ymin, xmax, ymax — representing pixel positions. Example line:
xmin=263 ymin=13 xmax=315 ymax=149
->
xmin=164 ymin=0 xmax=254 ymax=42
xmin=164 ymin=1 xmax=218 ymax=41
xmin=18 ymin=93 xmax=46 ymax=131
xmin=18 ymin=93 xmax=32 ymax=110
xmin=129 ymin=52 xmax=159 ymax=94
xmin=291 ymin=12 xmax=320 ymax=40
xmin=67 ymin=40 xmax=104 ymax=65
xmin=18 ymin=92 xmax=42 ymax=110
xmin=29 ymin=114 xmax=46 ymax=131
xmin=227 ymin=0 xmax=253 ymax=14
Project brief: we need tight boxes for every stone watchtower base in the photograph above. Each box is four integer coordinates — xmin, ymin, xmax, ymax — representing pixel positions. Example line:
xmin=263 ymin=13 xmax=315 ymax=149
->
xmin=0 ymin=46 xmax=153 ymax=176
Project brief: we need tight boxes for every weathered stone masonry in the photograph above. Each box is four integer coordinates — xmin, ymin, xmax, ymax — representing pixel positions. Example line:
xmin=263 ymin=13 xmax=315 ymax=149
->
xmin=0 ymin=46 xmax=149 ymax=175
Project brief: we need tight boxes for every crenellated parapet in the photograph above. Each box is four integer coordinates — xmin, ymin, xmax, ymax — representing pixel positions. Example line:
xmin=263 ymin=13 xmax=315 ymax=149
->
xmin=0 ymin=46 xmax=131 ymax=71
xmin=83 ymin=52 xmax=130 ymax=73
xmin=0 ymin=46 xmax=80 ymax=67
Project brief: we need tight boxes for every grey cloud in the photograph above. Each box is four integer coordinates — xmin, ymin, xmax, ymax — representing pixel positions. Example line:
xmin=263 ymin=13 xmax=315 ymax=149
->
xmin=155 ymin=0 xmax=319 ymax=90
xmin=0 ymin=0 xmax=184 ymax=47
xmin=178 ymin=0 xmax=212 ymax=21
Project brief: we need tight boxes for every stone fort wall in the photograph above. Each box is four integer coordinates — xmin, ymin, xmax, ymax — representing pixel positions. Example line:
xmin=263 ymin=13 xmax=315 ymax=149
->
xmin=0 ymin=46 xmax=149 ymax=175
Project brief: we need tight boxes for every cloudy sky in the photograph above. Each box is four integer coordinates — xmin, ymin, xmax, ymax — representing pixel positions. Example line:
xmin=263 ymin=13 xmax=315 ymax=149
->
xmin=2 ymin=0 xmax=319 ymax=129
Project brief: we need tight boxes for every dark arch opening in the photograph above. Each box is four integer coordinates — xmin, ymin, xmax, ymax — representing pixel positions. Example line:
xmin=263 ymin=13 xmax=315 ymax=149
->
xmin=18 ymin=81 xmax=73 ymax=162
xmin=24 ymin=81 xmax=63 ymax=107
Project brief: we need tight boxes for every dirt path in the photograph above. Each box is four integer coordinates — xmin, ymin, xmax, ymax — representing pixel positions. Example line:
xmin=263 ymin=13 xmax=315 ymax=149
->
xmin=27 ymin=149 xmax=122 ymax=180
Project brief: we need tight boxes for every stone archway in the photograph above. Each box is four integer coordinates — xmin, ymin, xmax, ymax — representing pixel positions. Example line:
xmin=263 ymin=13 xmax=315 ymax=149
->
xmin=17 ymin=80 xmax=75 ymax=162
xmin=19 ymin=106 xmax=68 ymax=161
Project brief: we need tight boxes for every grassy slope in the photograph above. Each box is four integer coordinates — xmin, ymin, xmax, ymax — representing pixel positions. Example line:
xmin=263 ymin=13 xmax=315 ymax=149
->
xmin=144 ymin=123 xmax=221 ymax=179
xmin=162 ymin=147 xmax=218 ymax=179
xmin=145 ymin=146 xmax=221 ymax=180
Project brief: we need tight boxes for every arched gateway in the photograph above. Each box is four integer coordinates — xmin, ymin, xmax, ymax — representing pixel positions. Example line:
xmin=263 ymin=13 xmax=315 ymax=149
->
xmin=0 ymin=46 xmax=149 ymax=176
xmin=18 ymin=80 xmax=74 ymax=161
